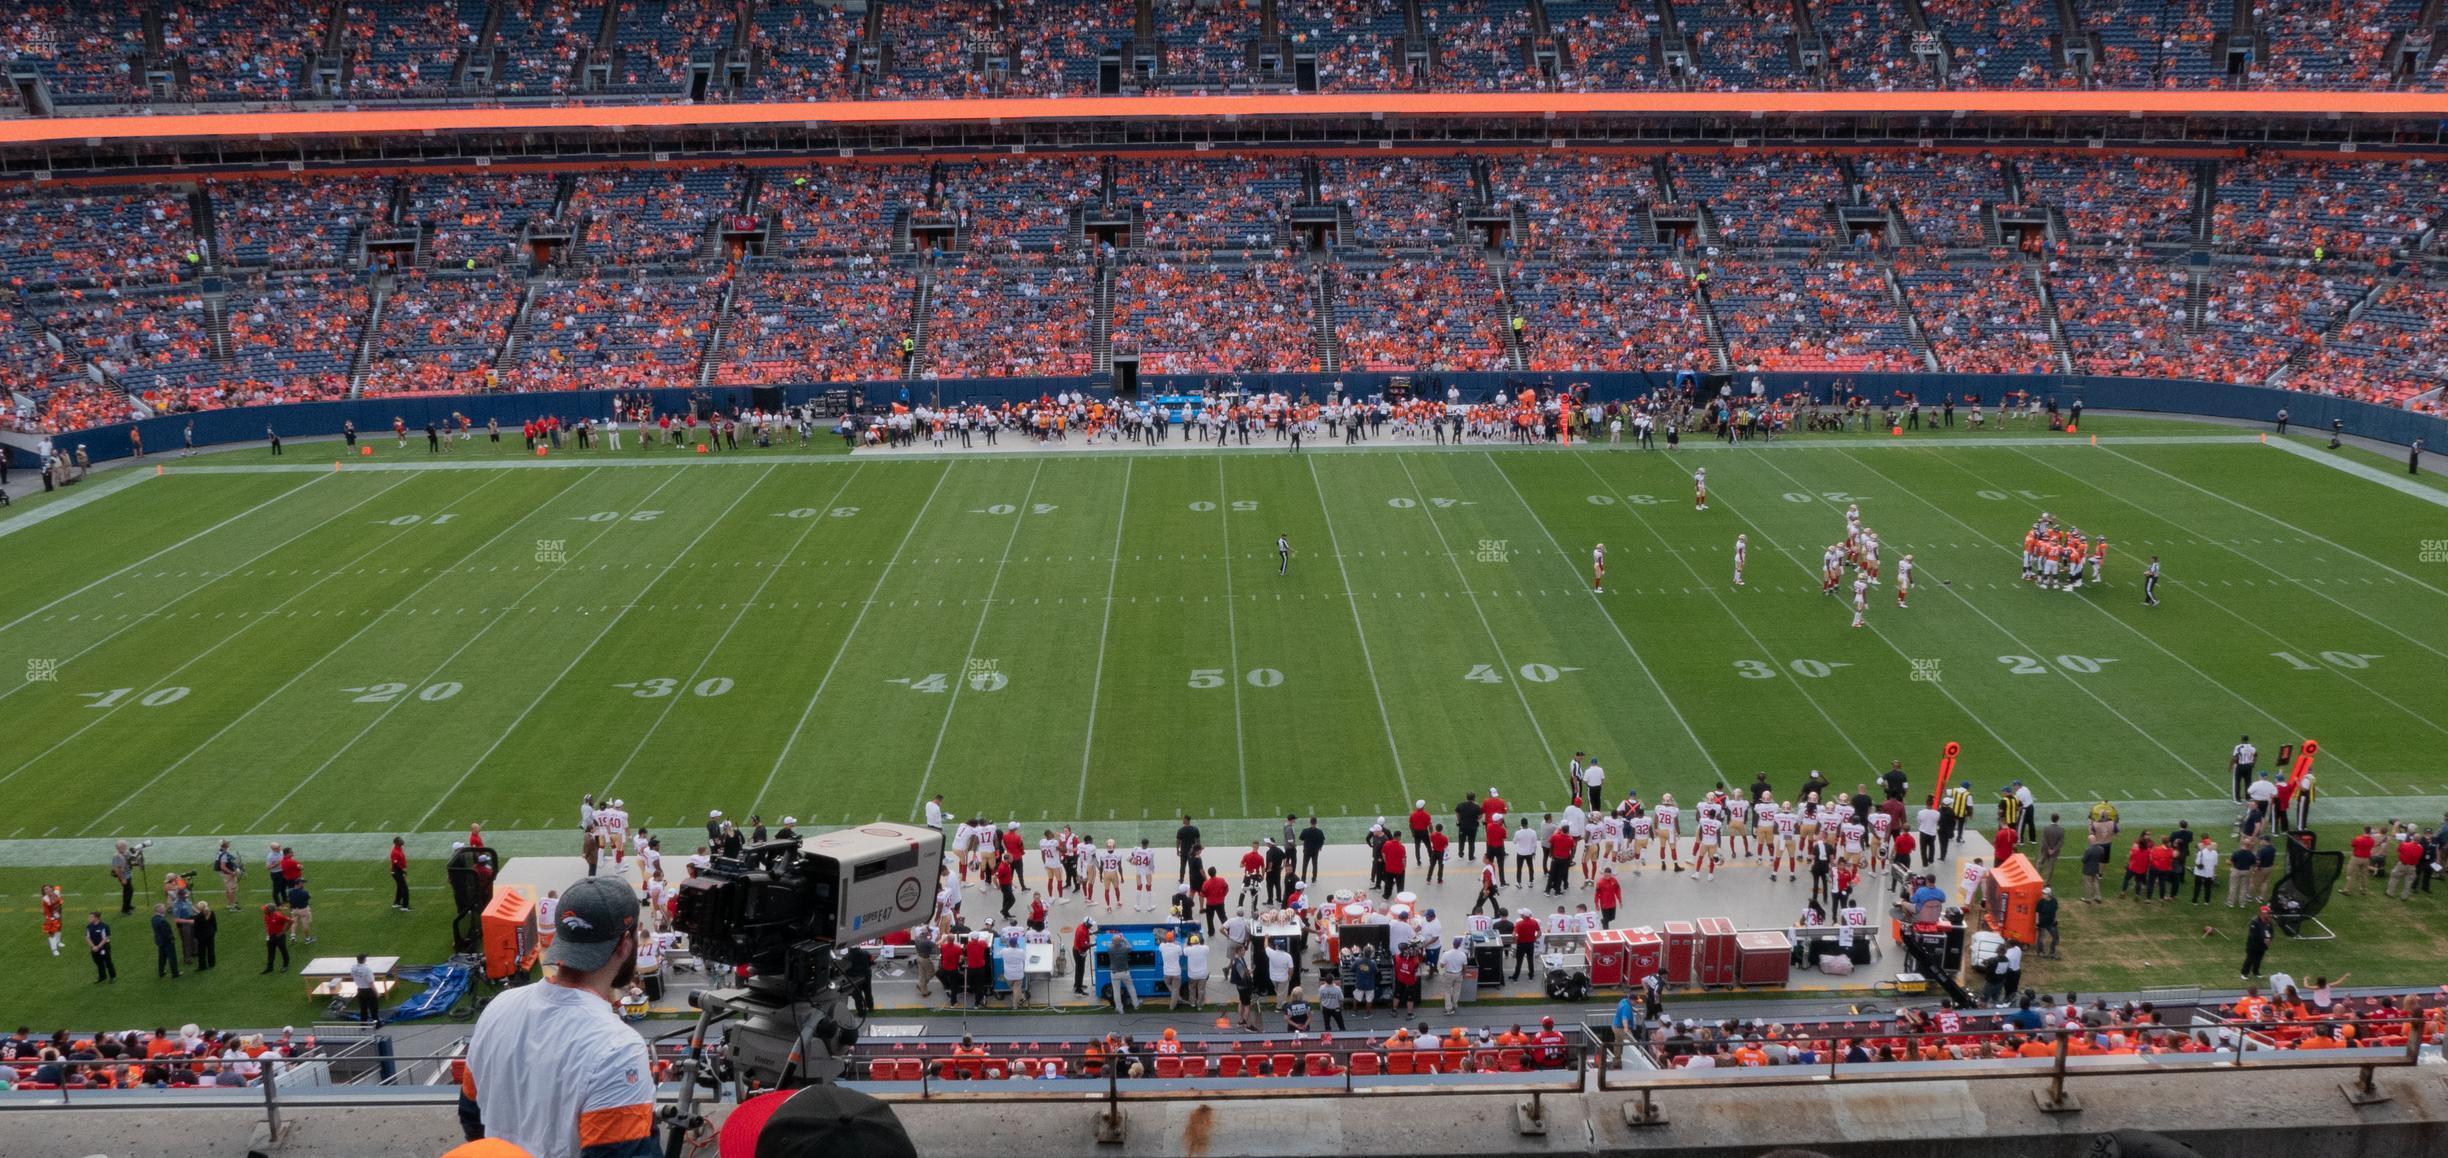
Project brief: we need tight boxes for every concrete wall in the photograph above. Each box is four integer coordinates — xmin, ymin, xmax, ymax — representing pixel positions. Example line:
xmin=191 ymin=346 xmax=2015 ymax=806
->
xmin=4 ymin=1063 xmax=2444 ymax=1157
xmin=33 ymin=373 xmax=2448 ymax=466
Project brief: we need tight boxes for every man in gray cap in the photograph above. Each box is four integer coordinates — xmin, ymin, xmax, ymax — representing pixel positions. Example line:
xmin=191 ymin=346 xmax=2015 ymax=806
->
xmin=461 ymin=874 xmax=658 ymax=1157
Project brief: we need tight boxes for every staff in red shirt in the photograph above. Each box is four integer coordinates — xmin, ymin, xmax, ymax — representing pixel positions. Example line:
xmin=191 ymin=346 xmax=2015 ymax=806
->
xmin=1379 ymin=836 xmax=1407 ymax=899
xmin=260 ymin=904 xmax=292 ymax=973
xmin=1593 ymin=868 xmax=1623 ymax=928
xmin=388 ymin=838 xmax=410 ymax=911
xmin=1510 ymin=909 xmax=1541 ymax=981
xmin=1069 ymin=921 xmax=1096 ymax=995
xmin=1198 ymin=869 xmax=1229 ymax=935
xmin=1427 ymin=825 xmax=1451 ymax=885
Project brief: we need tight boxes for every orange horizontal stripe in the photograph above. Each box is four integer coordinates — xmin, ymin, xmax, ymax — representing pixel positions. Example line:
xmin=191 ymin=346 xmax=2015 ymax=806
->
xmin=576 ymin=1103 xmax=653 ymax=1146
xmin=3 ymin=91 xmax=2444 ymax=149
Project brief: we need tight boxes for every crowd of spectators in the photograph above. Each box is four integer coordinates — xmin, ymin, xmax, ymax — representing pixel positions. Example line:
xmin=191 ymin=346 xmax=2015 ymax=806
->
xmin=1295 ymin=0 xmax=1412 ymax=92
xmin=2282 ymin=278 xmax=2446 ymax=408
xmin=721 ymin=258 xmax=911 ymax=384
xmin=1817 ymin=0 xmax=1923 ymax=90
xmin=1919 ymin=0 xmax=2065 ymax=89
xmin=1334 ymin=257 xmax=1508 ymax=371
xmin=30 ymin=290 xmax=215 ymax=428
xmin=2246 ymin=0 xmax=2402 ymax=89
xmin=1005 ymin=0 xmax=1132 ymax=97
xmin=490 ymin=0 xmax=594 ymax=95
xmin=1423 ymin=0 xmax=1535 ymax=91
xmin=1678 ymin=0 xmax=1811 ymax=91
xmin=2053 ymin=259 xmax=2204 ymax=377
xmin=1491 ymin=153 xmax=1666 ymax=253
xmin=924 ymin=254 xmax=1094 ymax=378
xmin=867 ymin=0 xmax=996 ymax=98
xmin=208 ymin=177 xmax=386 ymax=270
xmin=603 ymin=0 xmax=738 ymax=95
xmin=2211 ymin=158 xmax=2437 ymax=258
xmin=742 ymin=0 xmax=860 ymax=99
xmin=0 ymin=188 xmax=194 ymax=288
xmin=769 ymin=165 xmax=930 ymax=252
xmin=358 ymin=271 xmax=518 ymax=396
xmin=1324 ymin=157 xmax=1473 ymax=250
xmin=574 ymin=168 xmax=743 ymax=265
xmin=1898 ymin=262 xmax=2059 ymax=374
xmin=938 ymin=156 xmax=1105 ymax=254
xmin=1108 ymin=257 xmax=1315 ymax=372
xmin=350 ymin=0 xmax=481 ymax=98
xmin=2079 ymin=0 xmax=2227 ymax=89
xmin=410 ymin=174 xmax=560 ymax=269
xmin=1 ymin=4 xmax=148 ymax=102
xmin=2014 ymin=155 xmax=2196 ymax=250
xmin=1710 ymin=260 xmax=1919 ymax=371
xmin=2193 ymin=263 xmax=2370 ymax=383
xmin=1674 ymin=154 xmax=1846 ymax=248
xmin=1510 ymin=259 xmax=1711 ymax=373
xmin=1855 ymin=154 xmax=2012 ymax=246
xmin=163 ymin=0 xmax=328 ymax=102
xmin=510 ymin=274 xmax=718 ymax=390
xmin=0 ymin=1026 xmax=315 ymax=1090
xmin=211 ymin=275 xmax=366 ymax=406
xmin=1548 ymin=0 xmax=1656 ymax=90
xmin=1116 ymin=158 xmax=1303 ymax=252
xmin=1160 ymin=0 xmax=1261 ymax=79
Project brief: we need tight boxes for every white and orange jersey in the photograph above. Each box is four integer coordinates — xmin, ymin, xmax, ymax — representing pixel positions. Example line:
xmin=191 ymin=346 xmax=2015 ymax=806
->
xmin=1697 ymin=817 xmax=1724 ymax=845
xmin=1653 ymin=804 xmax=1681 ymax=833
xmin=1733 ymin=536 xmax=1748 ymax=563
xmin=1774 ymin=809 xmax=1799 ymax=837
xmin=1693 ymin=468 xmax=1707 ymax=490
xmin=1127 ymin=847 xmax=1156 ymax=873
xmin=1839 ymin=821 xmax=1866 ymax=851
xmin=1726 ymin=796 xmax=1750 ymax=825
xmin=1040 ymin=837 xmax=1062 ymax=867
xmin=1868 ymin=811 xmax=1894 ymax=836
xmin=1097 ymin=849 xmax=1126 ymax=875
xmin=1628 ymin=814 xmax=1654 ymax=841
xmin=1593 ymin=544 xmax=1607 ymax=571
xmin=1897 ymin=557 xmax=1914 ymax=587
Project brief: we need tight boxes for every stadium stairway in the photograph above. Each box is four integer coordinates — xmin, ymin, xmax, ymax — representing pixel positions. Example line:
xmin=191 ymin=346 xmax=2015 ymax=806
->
xmin=1309 ymin=266 xmax=1343 ymax=373
xmin=1882 ymin=265 xmax=1944 ymax=372
xmin=2028 ymin=264 xmax=2079 ymax=374
xmin=344 ymin=276 xmax=393 ymax=397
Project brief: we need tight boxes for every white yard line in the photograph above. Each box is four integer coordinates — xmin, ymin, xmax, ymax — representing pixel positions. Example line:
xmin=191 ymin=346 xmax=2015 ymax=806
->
xmin=2069 ymin=447 xmax=2448 ymax=665
xmin=1073 ymin=458 xmax=1133 ymax=814
xmin=0 ymin=468 xmax=157 ymax=539
xmin=1548 ymin=451 xmax=1875 ymax=773
xmin=1393 ymin=453 xmax=1563 ymax=779
xmin=910 ymin=462 xmax=1048 ymax=817
xmin=5 ymin=471 xmax=512 ymax=796
xmin=1304 ymin=455 xmax=1413 ymax=807
xmin=747 ymin=463 xmax=955 ymax=818
xmin=1707 ymin=454 xmax=2070 ymax=793
xmin=1217 ymin=457 xmax=1252 ymax=815
xmin=0 ymin=473 xmax=419 ymax=705
xmin=248 ymin=469 xmax=679 ymax=831
xmin=1817 ymin=451 xmax=2223 ymax=794
xmin=81 ymin=470 xmax=598 ymax=834
xmin=2264 ymin=435 xmax=2448 ymax=509
xmin=592 ymin=465 xmax=866 ymax=803
xmin=410 ymin=465 xmax=779 ymax=831
xmin=1994 ymin=448 xmax=2431 ymax=785
xmin=0 ymin=473 xmax=325 ymax=631
xmin=2108 ymin=444 xmax=2448 ymax=601
xmin=1492 ymin=455 xmax=1723 ymax=784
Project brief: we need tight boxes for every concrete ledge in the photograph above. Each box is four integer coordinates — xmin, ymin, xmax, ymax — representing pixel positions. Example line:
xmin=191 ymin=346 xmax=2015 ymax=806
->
xmin=3 ymin=1064 xmax=2445 ymax=1157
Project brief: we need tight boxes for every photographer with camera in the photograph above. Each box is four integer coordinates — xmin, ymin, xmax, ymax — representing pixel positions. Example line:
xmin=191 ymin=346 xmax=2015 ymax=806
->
xmin=110 ymin=840 xmax=141 ymax=915
xmin=461 ymin=875 xmax=657 ymax=1158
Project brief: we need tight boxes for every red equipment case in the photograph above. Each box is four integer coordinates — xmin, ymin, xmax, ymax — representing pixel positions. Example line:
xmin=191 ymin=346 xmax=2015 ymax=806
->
xmin=1697 ymin=917 xmax=1739 ymax=986
xmin=1663 ymin=920 xmax=1698 ymax=985
xmin=1736 ymin=930 xmax=1792 ymax=987
xmin=1622 ymin=927 xmax=1664 ymax=988
xmin=1586 ymin=928 xmax=1630 ymax=986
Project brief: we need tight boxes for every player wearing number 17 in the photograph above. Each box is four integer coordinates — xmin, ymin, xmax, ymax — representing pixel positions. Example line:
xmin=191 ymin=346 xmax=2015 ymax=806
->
xmin=1591 ymin=543 xmax=1606 ymax=594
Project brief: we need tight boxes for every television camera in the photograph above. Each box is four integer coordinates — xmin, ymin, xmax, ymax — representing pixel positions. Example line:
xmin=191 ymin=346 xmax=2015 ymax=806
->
xmin=660 ymin=823 xmax=941 ymax=1151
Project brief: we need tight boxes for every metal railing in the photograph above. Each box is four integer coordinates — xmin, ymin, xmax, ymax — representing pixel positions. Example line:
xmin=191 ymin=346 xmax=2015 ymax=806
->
xmin=1593 ymin=1014 xmax=2436 ymax=1125
xmin=3 ymin=1015 xmax=2433 ymax=1140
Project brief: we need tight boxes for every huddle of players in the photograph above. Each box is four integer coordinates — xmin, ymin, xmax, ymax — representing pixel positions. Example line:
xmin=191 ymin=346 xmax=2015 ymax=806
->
xmin=1816 ymin=503 xmax=1914 ymax=628
xmin=1569 ymin=785 xmax=1902 ymax=882
xmin=2021 ymin=513 xmax=2105 ymax=591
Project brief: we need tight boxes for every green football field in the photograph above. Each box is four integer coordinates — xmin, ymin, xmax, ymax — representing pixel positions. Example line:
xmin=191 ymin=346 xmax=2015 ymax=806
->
xmin=5 ymin=416 xmax=2447 ymax=862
